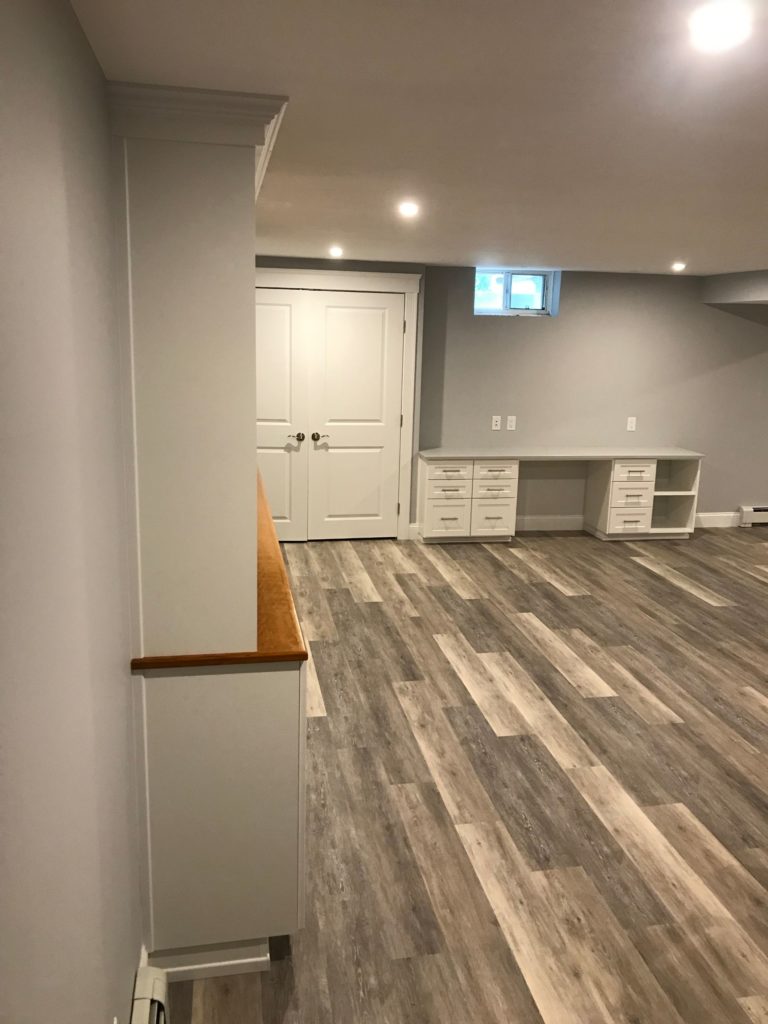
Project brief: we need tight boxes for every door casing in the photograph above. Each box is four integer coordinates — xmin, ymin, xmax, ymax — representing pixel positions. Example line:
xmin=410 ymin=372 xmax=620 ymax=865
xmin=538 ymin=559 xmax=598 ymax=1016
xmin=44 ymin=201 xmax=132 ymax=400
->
xmin=255 ymin=269 xmax=422 ymax=541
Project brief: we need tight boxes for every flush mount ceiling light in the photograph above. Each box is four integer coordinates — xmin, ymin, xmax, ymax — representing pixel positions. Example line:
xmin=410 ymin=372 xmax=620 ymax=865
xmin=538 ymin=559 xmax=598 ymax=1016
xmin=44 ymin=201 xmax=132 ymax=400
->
xmin=328 ymin=244 xmax=344 ymax=258
xmin=689 ymin=1 xmax=753 ymax=52
xmin=397 ymin=199 xmax=420 ymax=218
xmin=671 ymin=261 xmax=687 ymax=272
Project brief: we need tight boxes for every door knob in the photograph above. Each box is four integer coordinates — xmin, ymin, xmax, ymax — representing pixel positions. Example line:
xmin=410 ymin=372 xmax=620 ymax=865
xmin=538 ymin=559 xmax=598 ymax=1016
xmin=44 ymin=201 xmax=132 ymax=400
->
xmin=287 ymin=432 xmax=305 ymax=442
xmin=311 ymin=432 xmax=330 ymax=442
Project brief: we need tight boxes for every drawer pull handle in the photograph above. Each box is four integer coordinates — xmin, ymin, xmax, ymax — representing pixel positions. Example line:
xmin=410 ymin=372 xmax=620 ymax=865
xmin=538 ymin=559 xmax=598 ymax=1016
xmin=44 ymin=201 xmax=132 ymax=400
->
xmin=485 ymin=516 xmax=503 ymax=520
xmin=442 ymin=468 xmax=461 ymax=473
xmin=622 ymin=519 xmax=641 ymax=524
xmin=486 ymin=486 xmax=504 ymax=491
xmin=441 ymin=487 xmax=460 ymax=492
xmin=440 ymin=516 xmax=459 ymax=521
xmin=627 ymin=469 xmax=645 ymax=476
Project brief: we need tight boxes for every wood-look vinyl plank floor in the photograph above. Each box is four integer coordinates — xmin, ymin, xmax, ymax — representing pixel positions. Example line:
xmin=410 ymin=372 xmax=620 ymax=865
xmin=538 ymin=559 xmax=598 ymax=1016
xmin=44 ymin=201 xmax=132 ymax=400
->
xmin=175 ymin=529 xmax=768 ymax=1023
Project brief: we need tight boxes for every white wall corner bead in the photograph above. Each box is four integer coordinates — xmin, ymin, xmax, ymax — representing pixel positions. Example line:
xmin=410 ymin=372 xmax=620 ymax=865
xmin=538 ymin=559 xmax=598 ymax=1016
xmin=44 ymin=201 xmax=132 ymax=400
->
xmin=108 ymin=81 xmax=287 ymax=147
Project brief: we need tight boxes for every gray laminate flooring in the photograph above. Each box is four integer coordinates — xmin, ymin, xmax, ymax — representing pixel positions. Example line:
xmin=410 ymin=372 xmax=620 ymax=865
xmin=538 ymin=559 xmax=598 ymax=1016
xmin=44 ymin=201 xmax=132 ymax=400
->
xmin=171 ymin=529 xmax=768 ymax=1024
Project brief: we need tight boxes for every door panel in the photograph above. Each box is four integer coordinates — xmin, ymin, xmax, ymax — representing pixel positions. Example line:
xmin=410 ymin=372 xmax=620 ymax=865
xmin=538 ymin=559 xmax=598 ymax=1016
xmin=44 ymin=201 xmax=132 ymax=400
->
xmin=307 ymin=292 xmax=405 ymax=540
xmin=255 ymin=290 xmax=309 ymax=541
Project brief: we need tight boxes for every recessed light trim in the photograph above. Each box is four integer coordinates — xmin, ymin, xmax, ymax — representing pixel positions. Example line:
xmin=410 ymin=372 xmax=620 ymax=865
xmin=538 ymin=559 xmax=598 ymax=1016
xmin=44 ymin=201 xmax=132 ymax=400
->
xmin=397 ymin=199 xmax=420 ymax=219
xmin=689 ymin=1 xmax=752 ymax=53
xmin=671 ymin=261 xmax=687 ymax=272
xmin=328 ymin=245 xmax=344 ymax=258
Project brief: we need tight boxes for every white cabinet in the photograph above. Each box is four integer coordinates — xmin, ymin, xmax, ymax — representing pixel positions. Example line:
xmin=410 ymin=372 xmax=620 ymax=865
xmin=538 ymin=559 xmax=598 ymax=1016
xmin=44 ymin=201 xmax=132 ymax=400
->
xmin=419 ymin=457 xmax=519 ymax=540
xmin=584 ymin=456 xmax=701 ymax=539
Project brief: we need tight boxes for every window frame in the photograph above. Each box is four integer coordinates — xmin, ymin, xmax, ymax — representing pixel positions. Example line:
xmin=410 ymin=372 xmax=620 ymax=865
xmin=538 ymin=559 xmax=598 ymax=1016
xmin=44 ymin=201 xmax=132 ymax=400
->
xmin=474 ymin=267 xmax=561 ymax=317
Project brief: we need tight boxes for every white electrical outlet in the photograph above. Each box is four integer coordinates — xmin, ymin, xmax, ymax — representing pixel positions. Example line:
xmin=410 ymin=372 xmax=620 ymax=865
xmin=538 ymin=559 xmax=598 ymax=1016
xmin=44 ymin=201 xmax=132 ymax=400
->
xmin=491 ymin=415 xmax=501 ymax=430
xmin=627 ymin=416 xmax=637 ymax=432
xmin=507 ymin=415 xmax=517 ymax=431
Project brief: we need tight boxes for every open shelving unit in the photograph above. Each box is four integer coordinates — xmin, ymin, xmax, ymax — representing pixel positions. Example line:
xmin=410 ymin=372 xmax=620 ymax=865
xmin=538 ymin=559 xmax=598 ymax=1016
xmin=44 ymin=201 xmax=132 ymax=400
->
xmin=649 ymin=458 xmax=700 ymax=533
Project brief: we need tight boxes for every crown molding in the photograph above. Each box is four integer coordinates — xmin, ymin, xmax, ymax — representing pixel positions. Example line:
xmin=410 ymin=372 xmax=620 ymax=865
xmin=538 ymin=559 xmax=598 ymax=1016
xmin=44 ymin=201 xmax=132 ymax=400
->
xmin=108 ymin=81 xmax=287 ymax=147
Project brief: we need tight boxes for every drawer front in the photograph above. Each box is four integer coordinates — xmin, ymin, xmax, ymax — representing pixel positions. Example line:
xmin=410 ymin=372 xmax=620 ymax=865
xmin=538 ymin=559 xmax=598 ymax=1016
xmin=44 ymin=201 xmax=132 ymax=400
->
xmin=610 ymin=481 xmax=653 ymax=508
xmin=471 ymin=499 xmax=516 ymax=537
xmin=426 ymin=460 xmax=473 ymax=481
xmin=473 ymin=480 xmax=518 ymax=499
xmin=612 ymin=460 xmax=656 ymax=483
xmin=607 ymin=507 xmax=653 ymax=534
xmin=423 ymin=499 xmax=471 ymax=537
xmin=427 ymin=479 xmax=472 ymax=500
xmin=473 ymin=460 xmax=519 ymax=481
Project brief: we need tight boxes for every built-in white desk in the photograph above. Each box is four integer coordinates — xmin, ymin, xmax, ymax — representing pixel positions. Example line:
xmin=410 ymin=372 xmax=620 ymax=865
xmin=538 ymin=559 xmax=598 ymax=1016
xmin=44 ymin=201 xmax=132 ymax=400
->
xmin=418 ymin=446 xmax=703 ymax=542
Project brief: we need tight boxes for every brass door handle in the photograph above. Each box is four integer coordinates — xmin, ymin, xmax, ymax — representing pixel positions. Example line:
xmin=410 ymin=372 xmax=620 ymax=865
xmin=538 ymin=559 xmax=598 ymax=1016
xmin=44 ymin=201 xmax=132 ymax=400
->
xmin=311 ymin=432 xmax=330 ymax=442
xmin=287 ymin=432 xmax=305 ymax=442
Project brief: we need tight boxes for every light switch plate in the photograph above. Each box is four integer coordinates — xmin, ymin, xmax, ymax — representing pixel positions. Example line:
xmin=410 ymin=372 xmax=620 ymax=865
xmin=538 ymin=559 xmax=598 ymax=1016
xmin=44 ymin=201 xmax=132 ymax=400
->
xmin=627 ymin=416 xmax=637 ymax=432
xmin=507 ymin=415 xmax=517 ymax=430
xmin=491 ymin=415 xmax=501 ymax=430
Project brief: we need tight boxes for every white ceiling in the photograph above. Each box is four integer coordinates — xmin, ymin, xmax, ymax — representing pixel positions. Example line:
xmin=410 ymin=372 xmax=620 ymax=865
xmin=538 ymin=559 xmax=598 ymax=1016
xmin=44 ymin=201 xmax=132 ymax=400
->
xmin=72 ymin=0 xmax=768 ymax=274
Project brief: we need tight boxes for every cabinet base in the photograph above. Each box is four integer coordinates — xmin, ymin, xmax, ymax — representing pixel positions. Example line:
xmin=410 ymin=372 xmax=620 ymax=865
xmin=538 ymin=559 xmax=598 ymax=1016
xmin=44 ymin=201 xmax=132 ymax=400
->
xmin=148 ymin=939 xmax=271 ymax=982
xmin=585 ymin=526 xmax=692 ymax=542
xmin=419 ymin=534 xmax=513 ymax=543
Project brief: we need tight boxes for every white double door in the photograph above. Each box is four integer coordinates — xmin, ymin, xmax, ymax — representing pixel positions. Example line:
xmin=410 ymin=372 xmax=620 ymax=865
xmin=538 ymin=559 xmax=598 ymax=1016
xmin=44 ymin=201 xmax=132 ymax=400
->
xmin=256 ymin=288 xmax=405 ymax=541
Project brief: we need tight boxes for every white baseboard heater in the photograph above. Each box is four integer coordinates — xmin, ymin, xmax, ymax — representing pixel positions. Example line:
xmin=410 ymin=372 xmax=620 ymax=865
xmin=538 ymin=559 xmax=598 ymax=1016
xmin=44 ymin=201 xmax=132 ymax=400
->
xmin=740 ymin=505 xmax=768 ymax=527
xmin=131 ymin=967 xmax=167 ymax=1024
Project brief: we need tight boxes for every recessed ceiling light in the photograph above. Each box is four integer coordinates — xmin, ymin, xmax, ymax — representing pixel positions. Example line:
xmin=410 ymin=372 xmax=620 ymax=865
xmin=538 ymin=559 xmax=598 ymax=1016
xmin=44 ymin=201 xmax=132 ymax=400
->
xmin=328 ymin=245 xmax=344 ymax=258
xmin=689 ymin=1 xmax=752 ymax=53
xmin=671 ymin=261 xmax=687 ymax=272
xmin=397 ymin=199 xmax=420 ymax=219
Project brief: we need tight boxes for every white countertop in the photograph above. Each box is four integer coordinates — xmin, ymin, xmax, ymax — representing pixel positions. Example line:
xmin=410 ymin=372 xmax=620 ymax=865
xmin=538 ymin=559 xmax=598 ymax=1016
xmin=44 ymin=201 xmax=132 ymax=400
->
xmin=419 ymin=446 xmax=703 ymax=461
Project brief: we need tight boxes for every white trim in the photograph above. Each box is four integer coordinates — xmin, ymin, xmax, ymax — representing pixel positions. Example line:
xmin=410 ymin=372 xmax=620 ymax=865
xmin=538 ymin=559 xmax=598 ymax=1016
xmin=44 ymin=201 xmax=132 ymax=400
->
xmin=397 ymin=290 xmax=419 ymax=540
xmin=695 ymin=511 xmax=741 ymax=528
xmin=255 ymin=268 xmax=422 ymax=541
xmin=148 ymin=941 xmax=270 ymax=983
xmin=108 ymin=81 xmax=287 ymax=147
xmin=516 ymin=514 xmax=585 ymax=532
xmin=254 ymin=103 xmax=285 ymax=201
xmin=296 ymin=661 xmax=307 ymax=929
xmin=254 ymin=268 xmax=421 ymax=294
xmin=407 ymin=522 xmax=420 ymax=540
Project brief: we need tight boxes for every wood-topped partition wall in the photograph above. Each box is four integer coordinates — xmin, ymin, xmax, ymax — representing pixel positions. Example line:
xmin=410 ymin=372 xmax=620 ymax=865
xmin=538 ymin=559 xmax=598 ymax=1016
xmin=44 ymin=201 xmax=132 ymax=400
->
xmin=113 ymin=86 xmax=306 ymax=982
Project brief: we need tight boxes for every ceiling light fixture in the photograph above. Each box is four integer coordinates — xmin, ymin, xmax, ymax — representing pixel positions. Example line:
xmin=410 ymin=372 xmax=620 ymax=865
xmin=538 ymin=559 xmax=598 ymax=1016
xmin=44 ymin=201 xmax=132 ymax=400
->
xmin=671 ymin=261 xmax=687 ymax=272
xmin=328 ymin=245 xmax=344 ymax=258
xmin=397 ymin=199 xmax=420 ymax=219
xmin=689 ymin=1 xmax=753 ymax=53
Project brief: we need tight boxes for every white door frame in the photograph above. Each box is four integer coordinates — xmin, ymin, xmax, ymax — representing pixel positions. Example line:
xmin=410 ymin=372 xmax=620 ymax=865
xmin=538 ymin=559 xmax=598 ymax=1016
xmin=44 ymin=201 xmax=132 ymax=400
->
xmin=255 ymin=269 xmax=422 ymax=541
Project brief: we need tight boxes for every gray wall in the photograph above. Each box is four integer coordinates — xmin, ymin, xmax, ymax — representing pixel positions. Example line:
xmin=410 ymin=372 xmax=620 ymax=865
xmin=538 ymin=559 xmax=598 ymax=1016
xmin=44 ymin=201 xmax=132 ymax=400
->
xmin=0 ymin=2 xmax=142 ymax=1022
xmin=420 ymin=267 xmax=768 ymax=514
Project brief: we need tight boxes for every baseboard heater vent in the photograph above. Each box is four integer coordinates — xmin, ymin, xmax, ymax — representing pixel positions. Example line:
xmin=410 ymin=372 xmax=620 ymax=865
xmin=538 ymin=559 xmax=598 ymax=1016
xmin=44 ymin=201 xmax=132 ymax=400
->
xmin=131 ymin=966 xmax=167 ymax=1024
xmin=740 ymin=505 xmax=768 ymax=527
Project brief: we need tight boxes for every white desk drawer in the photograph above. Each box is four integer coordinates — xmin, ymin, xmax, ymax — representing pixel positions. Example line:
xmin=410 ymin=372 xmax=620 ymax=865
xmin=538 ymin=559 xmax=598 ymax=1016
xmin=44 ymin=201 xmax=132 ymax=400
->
xmin=612 ymin=460 xmax=656 ymax=483
xmin=427 ymin=479 xmax=472 ymax=500
xmin=607 ymin=507 xmax=652 ymax=533
xmin=473 ymin=480 xmax=517 ymax=499
xmin=474 ymin=460 xmax=519 ymax=481
xmin=471 ymin=499 xmax=516 ymax=536
xmin=423 ymin=499 xmax=471 ymax=537
xmin=427 ymin=461 xmax=473 ymax=481
xmin=610 ymin=481 xmax=653 ymax=508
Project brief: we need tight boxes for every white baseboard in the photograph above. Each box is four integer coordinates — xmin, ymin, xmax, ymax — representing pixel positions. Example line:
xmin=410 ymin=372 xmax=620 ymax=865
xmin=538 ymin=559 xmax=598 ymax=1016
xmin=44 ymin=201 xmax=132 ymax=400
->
xmin=516 ymin=514 xmax=584 ymax=532
xmin=695 ymin=511 xmax=741 ymax=528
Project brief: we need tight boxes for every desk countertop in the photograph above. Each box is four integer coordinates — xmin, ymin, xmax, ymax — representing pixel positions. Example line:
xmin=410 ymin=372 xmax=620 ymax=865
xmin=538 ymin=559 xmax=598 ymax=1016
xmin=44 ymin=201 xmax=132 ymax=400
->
xmin=419 ymin=446 xmax=703 ymax=461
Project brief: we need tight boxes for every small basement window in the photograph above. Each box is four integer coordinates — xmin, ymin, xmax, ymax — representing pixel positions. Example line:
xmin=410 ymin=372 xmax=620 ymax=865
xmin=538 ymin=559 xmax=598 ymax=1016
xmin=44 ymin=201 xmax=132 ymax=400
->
xmin=474 ymin=268 xmax=561 ymax=317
